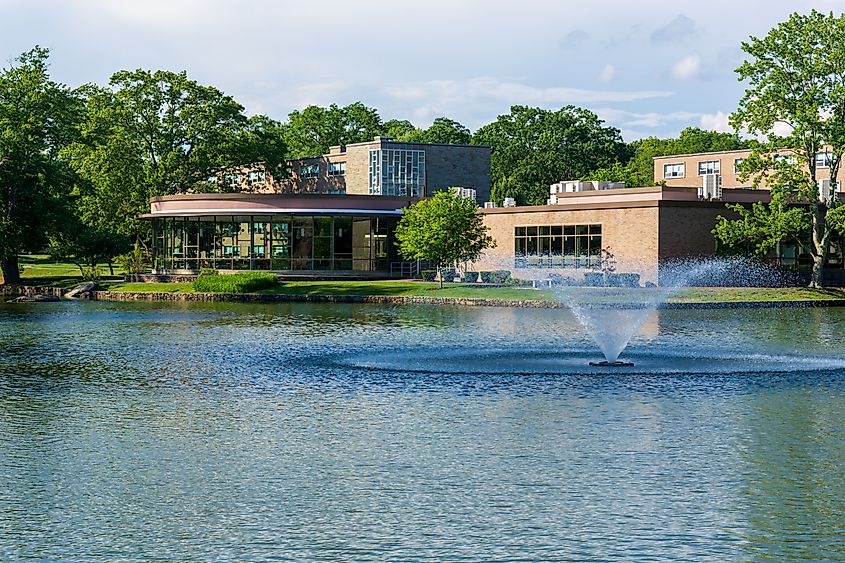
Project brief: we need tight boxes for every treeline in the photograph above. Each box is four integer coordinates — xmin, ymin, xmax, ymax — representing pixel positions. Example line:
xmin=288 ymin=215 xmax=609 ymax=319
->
xmin=0 ymin=46 xmax=747 ymax=283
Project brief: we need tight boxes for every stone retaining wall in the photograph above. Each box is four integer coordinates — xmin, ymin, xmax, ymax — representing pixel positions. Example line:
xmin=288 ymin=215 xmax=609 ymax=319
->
xmin=0 ymin=285 xmax=67 ymax=297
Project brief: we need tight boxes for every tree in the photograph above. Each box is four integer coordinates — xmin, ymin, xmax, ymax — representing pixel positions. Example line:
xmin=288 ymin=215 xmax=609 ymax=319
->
xmin=0 ymin=47 xmax=83 ymax=284
xmin=381 ymin=118 xmax=417 ymax=139
xmin=49 ymin=223 xmax=129 ymax=278
xmin=284 ymin=102 xmax=382 ymax=157
xmin=63 ymin=70 xmax=286 ymax=238
xmin=713 ymin=191 xmax=809 ymax=256
xmin=401 ymin=117 xmax=472 ymax=144
xmin=394 ymin=190 xmax=494 ymax=288
xmin=723 ymin=10 xmax=845 ymax=287
xmin=473 ymin=105 xmax=626 ymax=205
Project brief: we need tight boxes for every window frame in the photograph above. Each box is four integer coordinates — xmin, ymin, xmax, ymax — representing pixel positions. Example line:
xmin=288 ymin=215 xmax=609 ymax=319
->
xmin=663 ymin=163 xmax=685 ymax=179
xmin=697 ymin=160 xmax=721 ymax=176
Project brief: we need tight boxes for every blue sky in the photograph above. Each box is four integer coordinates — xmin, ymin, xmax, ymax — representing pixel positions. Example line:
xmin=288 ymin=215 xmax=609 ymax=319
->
xmin=2 ymin=0 xmax=843 ymax=140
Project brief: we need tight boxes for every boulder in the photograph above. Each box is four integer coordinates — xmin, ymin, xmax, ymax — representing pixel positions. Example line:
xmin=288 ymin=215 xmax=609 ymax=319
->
xmin=65 ymin=281 xmax=98 ymax=299
xmin=10 ymin=293 xmax=60 ymax=303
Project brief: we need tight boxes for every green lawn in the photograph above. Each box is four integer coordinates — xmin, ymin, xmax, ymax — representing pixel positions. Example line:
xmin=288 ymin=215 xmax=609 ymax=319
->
xmin=672 ymin=287 xmax=845 ymax=302
xmin=105 ymin=280 xmax=553 ymax=300
xmin=17 ymin=254 xmax=124 ymax=287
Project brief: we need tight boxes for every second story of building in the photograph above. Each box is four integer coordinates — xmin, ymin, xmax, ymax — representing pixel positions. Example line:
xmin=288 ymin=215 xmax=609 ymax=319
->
xmin=226 ymin=136 xmax=491 ymax=202
xmin=654 ymin=148 xmax=845 ymax=190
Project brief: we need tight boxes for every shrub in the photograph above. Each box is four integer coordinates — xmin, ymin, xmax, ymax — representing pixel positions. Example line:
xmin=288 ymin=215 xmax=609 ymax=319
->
xmin=80 ymin=265 xmax=102 ymax=282
xmin=583 ymin=272 xmax=605 ymax=286
xmin=463 ymin=271 xmax=479 ymax=283
xmin=480 ymin=271 xmax=493 ymax=283
xmin=492 ymin=270 xmax=511 ymax=284
xmin=192 ymin=272 xmax=278 ymax=293
xmin=117 ymin=243 xmax=151 ymax=275
xmin=199 ymin=267 xmax=219 ymax=277
xmin=421 ymin=270 xmax=437 ymax=281
xmin=441 ymin=270 xmax=457 ymax=283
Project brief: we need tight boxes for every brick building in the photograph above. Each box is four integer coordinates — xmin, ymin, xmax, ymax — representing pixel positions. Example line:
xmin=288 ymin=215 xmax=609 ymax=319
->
xmin=223 ymin=136 xmax=491 ymax=202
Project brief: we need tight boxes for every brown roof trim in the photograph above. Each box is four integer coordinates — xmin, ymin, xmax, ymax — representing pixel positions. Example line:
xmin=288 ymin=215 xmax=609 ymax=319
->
xmin=149 ymin=193 xmax=419 ymax=204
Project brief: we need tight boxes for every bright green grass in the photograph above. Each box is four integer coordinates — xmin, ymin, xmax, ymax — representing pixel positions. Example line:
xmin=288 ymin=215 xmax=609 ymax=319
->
xmin=671 ymin=287 xmax=845 ymax=302
xmin=16 ymin=254 xmax=125 ymax=287
xmin=105 ymin=280 xmax=552 ymax=300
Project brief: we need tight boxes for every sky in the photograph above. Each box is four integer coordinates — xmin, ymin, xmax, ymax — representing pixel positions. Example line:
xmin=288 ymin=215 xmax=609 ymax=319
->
xmin=2 ymin=0 xmax=844 ymax=141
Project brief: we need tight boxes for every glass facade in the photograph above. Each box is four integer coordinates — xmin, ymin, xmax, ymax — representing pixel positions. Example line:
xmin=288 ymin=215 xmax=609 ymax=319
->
xmin=152 ymin=215 xmax=398 ymax=272
xmin=368 ymin=149 xmax=425 ymax=196
xmin=514 ymin=224 xmax=602 ymax=269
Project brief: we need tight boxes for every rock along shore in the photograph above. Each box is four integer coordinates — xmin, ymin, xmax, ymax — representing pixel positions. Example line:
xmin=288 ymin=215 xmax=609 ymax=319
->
xmin=4 ymin=285 xmax=845 ymax=309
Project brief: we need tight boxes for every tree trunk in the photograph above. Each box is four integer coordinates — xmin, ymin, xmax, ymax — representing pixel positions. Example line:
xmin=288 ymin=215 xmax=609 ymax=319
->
xmin=0 ymin=255 xmax=21 ymax=285
xmin=107 ymin=261 xmax=115 ymax=276
xmin=810 ymin=205 xmax=831 ymax=288
xmin=438 ymin=266 xmax=443 ymax=289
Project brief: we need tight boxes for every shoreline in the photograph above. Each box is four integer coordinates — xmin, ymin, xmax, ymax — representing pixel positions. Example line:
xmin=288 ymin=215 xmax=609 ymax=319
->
xmin=4 ymin=285 xmax=845 ymax=309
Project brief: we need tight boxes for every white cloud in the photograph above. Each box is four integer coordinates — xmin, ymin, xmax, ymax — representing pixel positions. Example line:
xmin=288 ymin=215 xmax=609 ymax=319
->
xmin=672 ymin=54 xmax=702 ymax=80
xmin=598 ymin=64 xmax=616 ymax=82
xmin=385 ymin=77 xmax=673 ymax=105
xmin=700 ymin=111 xmax=732 ymax=132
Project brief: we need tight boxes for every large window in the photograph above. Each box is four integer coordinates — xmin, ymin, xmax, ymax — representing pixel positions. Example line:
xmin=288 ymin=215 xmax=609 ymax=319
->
xmin=514 ymin=224 xmax=602 ymax=269
xmin=734 ymin=158 xmax=744 ymax=174
xmin=816 ymin=151 xmax=832 ymax=168
xmin=328 ymin=161 xmax=346 ymax=176
xmin=152 ymin=215 xmax=398 ymax=273
xmin=698 ymin=160 xmax=720 ymax=175
xmin=663 ymin=163 xmax=685 ymax=178
xmin=369 ymin=149 xmax=425 ymax=196
xmin=300 ymin=163 xmax=319 ymax=179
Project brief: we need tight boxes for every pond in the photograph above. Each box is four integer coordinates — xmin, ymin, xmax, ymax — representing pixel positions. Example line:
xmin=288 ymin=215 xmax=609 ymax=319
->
xmin=1 ymin=300 xmax=844 ymax=561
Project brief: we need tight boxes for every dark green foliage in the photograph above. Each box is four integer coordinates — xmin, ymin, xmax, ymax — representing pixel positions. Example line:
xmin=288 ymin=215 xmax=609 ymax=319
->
xmin=64 ymin=69 xmax=286 ymax=237
xmin=473 ymin=105 xmax=626 ymax=205
xmin=192 ymin=272 xmax=279 ymax=293
xmin=399 ymin=117 xmax=472 ymax=145
xmin=463 ymin=271 xmax=479 ymax=283
xmin=284 ymin=102 xmax=382 ymax=157
xmin=0 ymin=47 xmax=84 ymax=284
xmin=420 ymin=270 xmax=437 ymax=281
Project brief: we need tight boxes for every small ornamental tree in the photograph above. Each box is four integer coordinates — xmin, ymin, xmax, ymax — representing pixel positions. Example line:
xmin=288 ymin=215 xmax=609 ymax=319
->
xmin=395 ymin=190 xmax=495 ymax=288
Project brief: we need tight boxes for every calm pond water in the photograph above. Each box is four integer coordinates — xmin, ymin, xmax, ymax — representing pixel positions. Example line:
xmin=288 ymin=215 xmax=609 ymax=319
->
xmin=1 ymin=300 xmax=845 ymax=561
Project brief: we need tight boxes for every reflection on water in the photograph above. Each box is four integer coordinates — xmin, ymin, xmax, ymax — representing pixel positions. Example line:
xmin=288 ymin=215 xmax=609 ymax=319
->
xmin=1 ymin=301 xmax=845 ymax=560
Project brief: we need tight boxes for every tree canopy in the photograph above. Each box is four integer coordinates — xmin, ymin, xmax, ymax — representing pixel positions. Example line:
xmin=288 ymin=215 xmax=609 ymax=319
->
xmin=399 ymin=117 xmax=472 ymax=145
xmin=394 ymin=190 xmax=494 ymax=288
xmin=63 ymin=69 xmax=286 ymax=237
xmin=715 ymin=9 xmax=845 ymax=287
xmin=473 ymin=105 xmax=626 ymax=205
xmin=0 ymin=47 xmax=83 ymax=283
xmin=284 ymin=102 xmax=382 ymax=157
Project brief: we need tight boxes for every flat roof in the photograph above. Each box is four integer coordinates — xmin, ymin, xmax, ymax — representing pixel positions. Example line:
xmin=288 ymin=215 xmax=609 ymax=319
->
xmin=652 ymin=148 xmax=754 ymax=160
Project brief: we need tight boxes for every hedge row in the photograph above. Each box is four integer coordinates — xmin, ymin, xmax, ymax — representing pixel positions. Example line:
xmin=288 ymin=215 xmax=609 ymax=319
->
xmin=192 ymin=271 xmax=279 ymax=293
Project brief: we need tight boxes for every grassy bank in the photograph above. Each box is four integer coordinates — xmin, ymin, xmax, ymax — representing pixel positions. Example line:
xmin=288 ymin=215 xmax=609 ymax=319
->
xmin=106 ymin=280 xmax=554 ymax=300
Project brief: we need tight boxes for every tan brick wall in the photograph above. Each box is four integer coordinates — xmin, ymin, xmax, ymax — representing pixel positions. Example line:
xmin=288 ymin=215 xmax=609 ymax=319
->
xmin=654 ymin=149 xmax=845 ymax=189
xmin=657 ymin=204 xmax=735 ymax=261
xmin=472 ymin=206 xmax=661 ymax=282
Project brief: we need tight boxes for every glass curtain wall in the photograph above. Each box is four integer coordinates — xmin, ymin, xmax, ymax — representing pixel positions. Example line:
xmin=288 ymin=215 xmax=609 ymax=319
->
xmin=152 ymin=215 xmax=397 ymax=273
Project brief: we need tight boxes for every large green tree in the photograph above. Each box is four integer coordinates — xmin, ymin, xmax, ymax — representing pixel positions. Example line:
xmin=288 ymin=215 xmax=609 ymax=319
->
xmin=716 ymin=10 xmax=845 ymax=287
xmin=473 ymin=105 xmax=626 ymax=205
xmin=401 ymin=117 xmax=472 ymax=144
xmin=284 ymin=102 xmax=382 ymax=157
xmin=394 ymin=190 xmax=494 ymax=288
xmin=0 ymin=47 xmax=83 ymax=284
xmin=63 ymin=70 xmax=286 ymax=238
